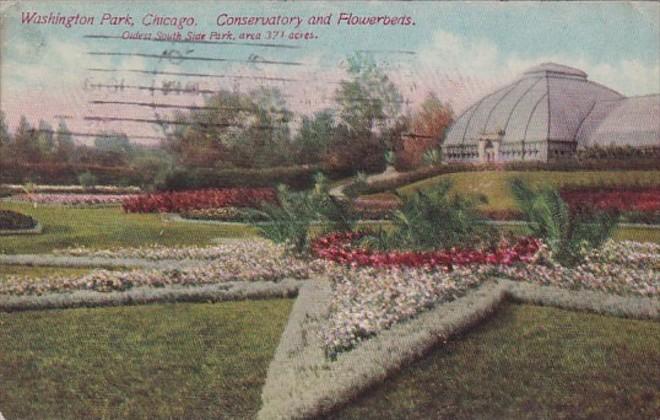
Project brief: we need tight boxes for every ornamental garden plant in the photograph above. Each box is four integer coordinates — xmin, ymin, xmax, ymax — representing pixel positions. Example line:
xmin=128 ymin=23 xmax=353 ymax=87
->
xmin=121 ymin=188 xmax=277 ymax=213
xmin=0 ymin=209 xmax=37 ymax=230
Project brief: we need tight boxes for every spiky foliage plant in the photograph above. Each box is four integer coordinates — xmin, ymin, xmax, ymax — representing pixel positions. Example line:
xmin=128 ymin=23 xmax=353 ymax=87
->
xmin=509 ymin=178 xmax=619 ymax=267
xmin=255 ymin=174 xmax=355 ymax=255
xmin=362 ymin=180 xmax=495 ymax=251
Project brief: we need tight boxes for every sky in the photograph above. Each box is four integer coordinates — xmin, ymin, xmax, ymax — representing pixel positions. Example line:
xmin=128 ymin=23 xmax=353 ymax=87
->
xmin=1 ymin=1 xmax=658 ymax=144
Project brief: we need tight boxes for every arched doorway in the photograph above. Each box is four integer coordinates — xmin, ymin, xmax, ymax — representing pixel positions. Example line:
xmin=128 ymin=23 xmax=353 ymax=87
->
xmin=484 ymin=140 xmax=495 ymax=162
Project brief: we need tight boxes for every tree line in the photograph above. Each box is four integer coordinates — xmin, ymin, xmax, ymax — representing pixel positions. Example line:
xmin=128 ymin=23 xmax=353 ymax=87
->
xmin=0 ymin=53 xmax=455 ymax=185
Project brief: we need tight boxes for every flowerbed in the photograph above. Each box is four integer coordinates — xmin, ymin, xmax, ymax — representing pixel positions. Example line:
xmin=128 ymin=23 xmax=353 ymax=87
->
xmin=351 ymin=196 xmax=400 ymax=220
xmin=179 ymin=207 xmax=268 ymax=223
xmin=0 ymin=184 xmax=141 ymax=194
xmin=323 ymin=264 xmax=488 ymax=357
xmin=9 ymin=193 xmax=137 ymax=206
xmin=498 ymin=240 xmax=659 ymax=297
xmin=53 ymin=240 xmax=293 ymax=261
xmin=122 ymin=188 xmax=277 ymax=213
xmin=0 ymin=210 xmax=37 ymax=230
xmin=560 ymin=187 xmax=660 ymax=213
xmin=3 ymin=240 xmax=327 ymax=296
xmin=319 ymin=235 xmax=658 ymax=357
xmin=311 ymin=232 xmax=542 ymax=269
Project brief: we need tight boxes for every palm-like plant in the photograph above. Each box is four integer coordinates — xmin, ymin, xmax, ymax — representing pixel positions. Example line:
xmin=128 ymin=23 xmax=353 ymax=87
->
xmin=422 ymin=148 xmax=442 ymax=166
xmin=255 ymin=174 xmax=355 ymax=255
xmin=363 ymin=180 xmax=494 ymax=251
xmin=510 ymin=178 xmax=619 ymax=267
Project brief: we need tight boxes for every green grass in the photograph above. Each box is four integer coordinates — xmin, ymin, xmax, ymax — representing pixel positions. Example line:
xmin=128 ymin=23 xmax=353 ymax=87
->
xmin=0 ymin=299 xmax=293 ymax=419
xmin=0 ymin=203 xmax=256 ymax=254
xmin=396 ymin=170 xmax=660 ymax=211
xmin=613 ymin=226 xmax=660 ymax=243
xmin=326 ymin=304 xmax=660 ymax=420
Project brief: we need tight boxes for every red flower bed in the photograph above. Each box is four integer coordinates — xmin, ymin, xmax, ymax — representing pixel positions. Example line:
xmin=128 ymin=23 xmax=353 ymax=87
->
xmin=122 ymin=188 xmax=277 ymax=213
xmin=560 ymin=187 xmax=660 ymax=213
xmin=312 ymin=232 xmax=541 ymax=269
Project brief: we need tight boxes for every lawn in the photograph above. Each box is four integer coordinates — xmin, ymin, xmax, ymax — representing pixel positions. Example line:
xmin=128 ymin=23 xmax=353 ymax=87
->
xmin=0 ymin=299 xmax=293 ymax=419
xmin=0 ymin=203 xmax=256 ymax=254
xmin=326 ymin=304 xmax=660 ymax=419
xmin=396 ymin=170 xmax=660 ymax=211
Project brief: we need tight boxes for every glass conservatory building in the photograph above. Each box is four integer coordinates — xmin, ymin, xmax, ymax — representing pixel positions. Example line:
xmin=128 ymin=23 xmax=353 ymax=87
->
xmin=442 ymin=63 xmax=660 ymax=163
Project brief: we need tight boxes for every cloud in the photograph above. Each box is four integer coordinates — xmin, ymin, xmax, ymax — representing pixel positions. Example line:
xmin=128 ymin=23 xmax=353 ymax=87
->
xmin=410 ymin=30 xmax=660 ymax=113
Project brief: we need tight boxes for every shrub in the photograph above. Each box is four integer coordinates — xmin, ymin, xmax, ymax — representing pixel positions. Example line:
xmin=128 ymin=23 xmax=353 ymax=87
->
xmin=255 ymin=176 xmax=354 ymax=255
xmin=158 ymin=165 xmax=351 ymax=191
xmin=0 ymin=210 xmax=37 ymax=230
xmin=78 ymin=171 xmax=98 ymax=190
xmin=360 ymin=180 xmax=496 ymax=251
xmin=0 ymin=162 xmax=143 ymax=185
xmin=510 ymin=178 xmax=619 ymax=267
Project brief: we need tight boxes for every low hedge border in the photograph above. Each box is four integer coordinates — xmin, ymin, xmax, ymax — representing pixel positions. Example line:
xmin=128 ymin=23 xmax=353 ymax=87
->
xmin=163 ymin=213 xmax=387 ymax=227
xmin=0 ymin=254 xmax=203 ymax=270
xmin=0 ymin=222 xmax=42 ymax=236
xmin=0 ymin=278 xmax=302 ymax=312
xmin=258 ymin=279 xmax=659 ymax=420
xmin=1 ymin=198 xmax=124 ymax=208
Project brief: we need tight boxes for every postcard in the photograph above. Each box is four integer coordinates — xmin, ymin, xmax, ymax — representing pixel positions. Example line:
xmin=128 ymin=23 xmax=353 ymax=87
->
xmin=0 ymin=1 xmax=658 ymax=419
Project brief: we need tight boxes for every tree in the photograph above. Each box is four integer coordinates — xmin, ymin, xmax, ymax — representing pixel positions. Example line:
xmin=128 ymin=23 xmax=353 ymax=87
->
xmin=396 ymin=92 xmax=454 ymax=169
xmin=36 ymin=120 xmax=55 ymax=159
xmin=13 ymin=116 xmax=39 ymax=162
xmin=335 ymin=53 xmax=403 ymax=134
xmin=164 ymin=87 xmax=294 ymax=168
xmin=232 ymin=87 xmax=293 ymax=167
xmin=54 ymin=119 xmax=75 ymax=161
xmin=293 ymin=110 xmax=334 ymax=164
xmin=0 ymin=111 xmax=10 ymax=160
xmin=94 ymin=132 xmax=133 ymax=154
xmin=328 ymin=53 xmax=406 ymax=172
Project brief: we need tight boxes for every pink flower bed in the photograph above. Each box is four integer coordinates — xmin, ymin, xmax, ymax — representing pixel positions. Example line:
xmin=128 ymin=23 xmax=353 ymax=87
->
xmin=122 ymin=188 xmax=277 ymax=213
xmin=11 ymin=193 xmax=137 ymax=205
xmin=311 ymin=232 xmax=542 ymax=269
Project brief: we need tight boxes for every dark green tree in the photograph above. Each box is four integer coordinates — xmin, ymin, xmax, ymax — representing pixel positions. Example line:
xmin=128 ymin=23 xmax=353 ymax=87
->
xmin=54 ymin=119 xmax=75 ymax=161
xmin=328 ymin=53 xmax=406 ymax=172
xmin=293 ymin=110 xmax=334 ymax=164
xmin=94 ymin=132 xmax=133 ymax=155
xmin=13 ymin=116 xmax=39 ymax=162
xmin=36 ymin=120 xmax=55 ymax=158
xmin=0 ymin=111 xmax=10 ymax=160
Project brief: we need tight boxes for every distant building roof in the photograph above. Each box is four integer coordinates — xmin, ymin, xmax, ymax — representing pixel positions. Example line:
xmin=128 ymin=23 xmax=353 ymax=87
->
xmin=577 ymin=94 xmax=660 ymax=149
xmin=523 ymin=63 xmax=588 ymax=79
xmin=444 ymin=62 xmax=630 ymax=148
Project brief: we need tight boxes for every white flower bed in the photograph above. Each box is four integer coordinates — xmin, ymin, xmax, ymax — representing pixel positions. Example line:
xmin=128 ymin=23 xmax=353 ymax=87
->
xmin=3 ymin=236 xmax=658 ymax=360
xmin=321 ymin=239 xmax=659 ymax=357
xmin=2 ymin=241 xmax=328 ymax=296
xmin=1 ymin=184 xmax=141 ymax=194
xmin=9 ymin=193 xmax=136 ymax=205
xmin=322 ymin=265 xmax=489 ymax=357
xmin=498 ymin=240 xmax=659 ymax=297
xmin=54 ymin=240 xmax=280 ymax=261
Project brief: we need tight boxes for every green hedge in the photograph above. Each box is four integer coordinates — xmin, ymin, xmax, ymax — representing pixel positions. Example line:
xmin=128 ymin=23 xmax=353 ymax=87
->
xmin=159 ymin=165 xmax=352 ymax=191
xmin=0 ymin=162 xmax=143 ymax=186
